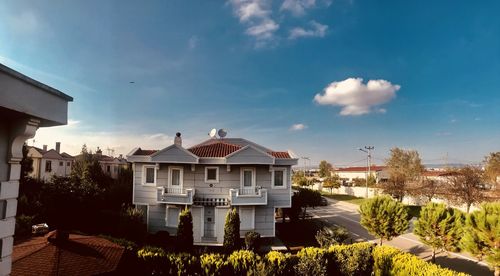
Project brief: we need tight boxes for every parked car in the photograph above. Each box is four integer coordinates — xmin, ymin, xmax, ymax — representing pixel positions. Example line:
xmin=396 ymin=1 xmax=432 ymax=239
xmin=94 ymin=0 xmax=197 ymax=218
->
xmin=32 ymin=223 xmax=49 ymax=235
xmin=320 ymin=197 xmax=328 ymax=206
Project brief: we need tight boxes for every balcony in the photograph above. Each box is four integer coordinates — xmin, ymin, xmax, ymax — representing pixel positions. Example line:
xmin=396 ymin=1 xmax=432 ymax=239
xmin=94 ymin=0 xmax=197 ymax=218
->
xmin=157 ymin=187 xmax=195 ymax=205
xmin=229 ymin=187 xmax=267 ymax=206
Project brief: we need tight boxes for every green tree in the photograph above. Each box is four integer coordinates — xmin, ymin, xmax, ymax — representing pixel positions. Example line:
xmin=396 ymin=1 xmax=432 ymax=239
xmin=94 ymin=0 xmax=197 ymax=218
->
xmin=176 ymin=208 xmax=194 ymax=252
xmin=223 ymin=208 xmax=241 ymax=253
xmin=20 ymin=143 xmax=33 ymax=179
xmin=315 ymin=226 xmax=350 ymax=248
xmin=414 ymin=202 xmax=465 ymax=263
xmin=322 ymin=174 xmax=341 ymax=194
xmin=359 ymin=196 xmax=410 ymax=245
xmin=318 ymin=160 xmax=333 ymax=178
xmin=383 ymin=148 xmax=424 ymax=201
xmin=484 ymin=152 xmax=500 ymax=191
xmin=292 ymin=170 xmax=308 ymax=187
xmin=446 ymin=166 xmax=485 ymax=213
xmin=408 ymin=178 xmax=442 ymax=204
xmin=296 ymin=188 xmax=322 ymax=219
xmin=460 ymin=202 xmax=500 ymax=276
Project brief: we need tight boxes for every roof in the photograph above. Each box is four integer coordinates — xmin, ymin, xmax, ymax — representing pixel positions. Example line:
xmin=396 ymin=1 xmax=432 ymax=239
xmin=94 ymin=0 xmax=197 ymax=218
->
xmin=12 ymin=231 xmax=124 ymax=276
xmin=133 ymin=149 xmax=159 ymax=156
xmin=188 ymin=141 xmax=242 ymax=157
xmin=269 ymin=151 xmax=291 ymax=158
xmin=422 ymin=170 xmax=457 ymax=177
xmin=336 ymin=166 xmax=386 ymax=172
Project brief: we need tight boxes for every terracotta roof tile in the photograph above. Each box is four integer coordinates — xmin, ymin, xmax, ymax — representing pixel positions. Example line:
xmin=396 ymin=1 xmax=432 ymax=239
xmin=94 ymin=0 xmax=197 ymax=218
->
xmin=269 ymin=151 xmax=291 ymax=158
xmin=133 ymin=149 xmax=159 ymax=156
xmin=188 ymin=142 xmax=242 ymax=157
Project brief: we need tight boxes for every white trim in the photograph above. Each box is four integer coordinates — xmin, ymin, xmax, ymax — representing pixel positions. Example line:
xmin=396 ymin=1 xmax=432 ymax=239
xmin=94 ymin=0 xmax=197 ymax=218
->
xmin=142 ymin=164 xmax=157 ymax=186
xmin=132 ymin=163 xmax=136 ymax=203
xmin=271 ymin=167 xmax=287 ymax=189
xmin=168 ymin=166 xmax=184 ymax=189
xmin=204 ymin=166 xmax=219 ymax=183
xmin=239 ymin=206 xmax=255 ymax=230
xmin=240 ymin=167 xmax=256 ymax=189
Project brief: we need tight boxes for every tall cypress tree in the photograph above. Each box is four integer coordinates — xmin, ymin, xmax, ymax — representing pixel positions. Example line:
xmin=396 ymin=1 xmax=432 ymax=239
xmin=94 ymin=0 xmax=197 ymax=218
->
xmin=177 ymin=208 xmax=194 ymax=252
xmin=223 ymin=208 xmax=240 ymax=253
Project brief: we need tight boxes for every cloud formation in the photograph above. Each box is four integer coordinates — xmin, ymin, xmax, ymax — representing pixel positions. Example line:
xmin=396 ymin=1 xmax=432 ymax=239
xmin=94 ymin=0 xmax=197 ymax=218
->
xmin=228 ymin=0 xmax=279 ymax=44
xmin=280 ymin=0 xmax=316 ymax=16
xmin=188 ymin=35 xmax=199 ymax=50
xmin=314 ymin=78 xmax=400 ymax=116
xmin=290 ymin=123 xmax=308 ymax=131
xmin=289 ymin=20 xmax=327 ymax=39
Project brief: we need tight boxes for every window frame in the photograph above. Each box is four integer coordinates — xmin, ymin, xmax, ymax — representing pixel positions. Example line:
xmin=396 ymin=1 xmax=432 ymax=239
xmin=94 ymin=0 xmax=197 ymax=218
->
xmin=240 ymin=167 xmax=256 ymax=190
xmin=168 ymin=166 xmax=184 ymax=189
xmin=204 ymin=166 xmax=219 ymax=183
xmin=45 ymin=160 xmax=52 ymax=172
xmin=142 ymin=165 xmax=157 ymax=186
xmin=272 ymin=167 xmax=287 ymax=189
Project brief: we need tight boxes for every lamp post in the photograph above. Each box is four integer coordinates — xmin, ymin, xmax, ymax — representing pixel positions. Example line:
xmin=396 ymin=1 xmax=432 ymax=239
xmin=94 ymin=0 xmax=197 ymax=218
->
xmin=359 ymin=146 xmax=374 ymax=198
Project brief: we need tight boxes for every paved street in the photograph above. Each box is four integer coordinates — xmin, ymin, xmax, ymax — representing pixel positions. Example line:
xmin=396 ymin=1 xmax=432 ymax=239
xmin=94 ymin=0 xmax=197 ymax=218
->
xmin=308 ymin=198 xmax=492 ymax=276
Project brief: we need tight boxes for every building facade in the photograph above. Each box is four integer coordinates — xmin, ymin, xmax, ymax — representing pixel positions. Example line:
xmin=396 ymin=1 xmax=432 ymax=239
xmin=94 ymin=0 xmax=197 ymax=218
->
xmin=28 ymin=143 xmax=74 ymax=181
xmin=335 ymin=165 xmax=389 ymax=185
xmin=127 ymin=134 xmax=298 ymax=245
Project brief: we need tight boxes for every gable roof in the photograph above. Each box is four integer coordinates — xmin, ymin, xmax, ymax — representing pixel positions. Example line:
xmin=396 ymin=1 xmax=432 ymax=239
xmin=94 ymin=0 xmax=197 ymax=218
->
xmin=188 ymin=141 xmax=242 ymax=157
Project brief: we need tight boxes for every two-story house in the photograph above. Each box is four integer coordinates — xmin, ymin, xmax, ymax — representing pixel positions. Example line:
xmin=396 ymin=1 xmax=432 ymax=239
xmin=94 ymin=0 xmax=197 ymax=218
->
xmin=28 ymin=142 xmax=74 ymax=181
xmin=127 ymin=133 xmax=298 ymax=245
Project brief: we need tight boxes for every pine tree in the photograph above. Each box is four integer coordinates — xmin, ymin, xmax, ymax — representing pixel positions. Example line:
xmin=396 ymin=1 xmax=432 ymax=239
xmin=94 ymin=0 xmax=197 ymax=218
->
xmin=223 ymin=208 xmax=240 ymax=253
xmin=461 ymin=202 xmax=500 ymax=276
xmin=176 ymin=208 xmax=194 ymax=252
xmin=414 ymin=202 xmax=465 ymax=263
xmin=359 ymin=196 xmax=410 ymax=245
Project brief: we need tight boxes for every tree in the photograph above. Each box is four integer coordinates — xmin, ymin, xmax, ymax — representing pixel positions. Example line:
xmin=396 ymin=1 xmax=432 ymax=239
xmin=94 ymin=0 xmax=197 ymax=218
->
xmin=359 ymin=196 xmax=410 ymax=245
xmin=383 ymin=148 xmax=424 ymax=201
xmin=446 ymin=166 xmax=485 ymax=213
xmin=460 ymin=202 xmax=500 ymax=276
xmin=408 ymin=178 xmax=442 ymax=203
xmin=484 ymin=152 xmax=500 ymax=190
xmin=177 ymin=208 xmax=194 ymax=252
xmin=296 ymin=188 xmax=322 ymax=219
xmin=20 ymin=143 xmax=33 ymax=179
xmin=318 ymin=160 xmax=333 ymax=178
xmin=414 ymin=202 xmax=465 ymax=263
xmin=223 ymin=208 xmax=240 ymax=253
xmin=315 ymin=226 xmax=350 ymax=248
xmin=292 ymin=171 xmax=308 ymax=187
xmin=322 ymin=174 xmax=341 ymax=194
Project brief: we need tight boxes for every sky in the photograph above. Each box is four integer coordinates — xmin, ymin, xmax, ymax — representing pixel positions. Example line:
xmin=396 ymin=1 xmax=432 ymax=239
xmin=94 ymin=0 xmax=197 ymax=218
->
xmin=1 ymin=0 xmax=499 ymax=167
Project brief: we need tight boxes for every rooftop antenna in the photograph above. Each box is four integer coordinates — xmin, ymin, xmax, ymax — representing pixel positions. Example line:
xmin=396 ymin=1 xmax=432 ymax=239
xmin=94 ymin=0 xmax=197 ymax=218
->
xmin=218 ymin=129 xmax=227 ymax=139
xmin=208 ymin=128 xmax=217 ymax=139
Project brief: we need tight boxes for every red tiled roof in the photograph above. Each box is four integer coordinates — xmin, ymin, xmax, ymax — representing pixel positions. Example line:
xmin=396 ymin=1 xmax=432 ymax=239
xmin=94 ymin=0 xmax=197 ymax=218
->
xmin=12 ymin=231 xmax=125 ymax=276
xmin=422 ymin=171 xmax=456 ymax=177
xmin=133 ymin=149 xmax=159 ymax=156
xmin=269 ymin=151 xmax=291 ymax=158
xmin=336 ymin=166 xmax=386 ymax=172
xmin=188 ymin=142 xmax=242 ymax=157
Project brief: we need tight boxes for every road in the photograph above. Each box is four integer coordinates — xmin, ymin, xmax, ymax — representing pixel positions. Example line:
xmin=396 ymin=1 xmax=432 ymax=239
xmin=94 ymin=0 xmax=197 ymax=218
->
xmin=308 ymin=198 xmax=492 ymax=276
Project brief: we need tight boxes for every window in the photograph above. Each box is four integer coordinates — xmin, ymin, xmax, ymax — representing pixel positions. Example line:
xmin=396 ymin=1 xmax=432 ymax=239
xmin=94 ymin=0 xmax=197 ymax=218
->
xmin=240 ymin=167 xmax=256 ymax=189
xmin=272 ymin=168 xmax=287 ymax=189
xmin=67 ymin=162 xmax=71 ymax=166
xmin=239 ymin=206 xmax=255 ymax=230
xmin=45 ymin=161 xmax=52 ymax=172
xmin=107 ymin=165 xmax=111 ymax=173
xmin=205 ymin=167 xmax=219 ymax=183
xmin=143 ymin=165 xmax=156 ymax=185
xmin=168 ymin=166 xmax=183 ymax=188
xmin=59 ymin=161 xmax=63 ymax=166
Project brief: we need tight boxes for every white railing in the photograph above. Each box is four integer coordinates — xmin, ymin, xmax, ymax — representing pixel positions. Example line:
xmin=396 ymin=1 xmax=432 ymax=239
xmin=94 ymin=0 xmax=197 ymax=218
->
xmin=164 ymin=187 xmax=185 ymax=195
xmin=229 ymin=187 xmax=267 ymax=205
xmin=239 ymin=187 xmax=258 ymax=195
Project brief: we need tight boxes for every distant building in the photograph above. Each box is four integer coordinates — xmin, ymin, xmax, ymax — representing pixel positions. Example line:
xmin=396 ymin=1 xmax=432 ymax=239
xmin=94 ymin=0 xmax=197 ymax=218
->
xmin=127 ymin=133 xmax=298 ymax=245
xmin=335 ymin=166 xmax=389 ymax=185
xmin=421 ymin=170 xmax=457 ymax=182
xmin=75 ymin=147 xmax=129 ymax=179
xmin=28 ymin=142 xmax=74 ymax=181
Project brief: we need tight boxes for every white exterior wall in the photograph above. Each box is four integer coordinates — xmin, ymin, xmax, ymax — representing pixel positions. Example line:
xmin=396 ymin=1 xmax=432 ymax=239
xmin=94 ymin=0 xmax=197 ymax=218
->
xmin=39 ymin=158 xmax=72 ymax=181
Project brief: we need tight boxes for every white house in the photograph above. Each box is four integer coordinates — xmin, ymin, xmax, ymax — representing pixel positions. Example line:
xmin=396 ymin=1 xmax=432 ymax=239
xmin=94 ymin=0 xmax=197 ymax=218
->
xmin=0 ymin=63 xmax=72 ymax=275
xmin=28 ymin=142 xmax=74 ymax=181
xmin=335 ymin=165 xmax=389 ymax=185
xmin=127 ymin=133 xmax=298 ymax=245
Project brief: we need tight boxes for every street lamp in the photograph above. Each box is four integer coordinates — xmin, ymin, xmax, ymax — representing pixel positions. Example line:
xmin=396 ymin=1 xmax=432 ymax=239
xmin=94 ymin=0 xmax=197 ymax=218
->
xmin=359 ymin=146 xmax=374 ymax=198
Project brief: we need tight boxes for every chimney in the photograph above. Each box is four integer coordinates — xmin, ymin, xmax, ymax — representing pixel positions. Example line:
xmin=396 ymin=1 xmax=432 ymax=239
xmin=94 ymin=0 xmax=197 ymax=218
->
xmin=55 ymin=142 xmax=61 ymax=153
xmin=43 ymin=145 xmax=48 ymax=151
xmin=96 ymin=147 xmax=102 ymax=156
xmin=174 ymin=132 xmax=182 ymax=147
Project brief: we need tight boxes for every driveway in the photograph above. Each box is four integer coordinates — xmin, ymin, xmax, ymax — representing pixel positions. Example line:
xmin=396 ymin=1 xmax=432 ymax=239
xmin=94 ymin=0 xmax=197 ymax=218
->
xmin=307 ymin=197 xmax=492 ymax=276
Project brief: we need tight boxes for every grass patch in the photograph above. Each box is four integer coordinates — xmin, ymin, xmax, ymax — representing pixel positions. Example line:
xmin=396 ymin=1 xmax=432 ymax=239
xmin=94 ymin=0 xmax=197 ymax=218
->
xmin=322 ymin=193 xmax=367 ymax=205
xmin=406 ymin=205 xmax=422 ymax=218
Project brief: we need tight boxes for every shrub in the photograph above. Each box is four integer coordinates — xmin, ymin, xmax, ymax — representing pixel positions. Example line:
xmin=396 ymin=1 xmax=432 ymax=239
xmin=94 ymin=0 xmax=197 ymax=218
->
xmin=177 ymin=208 xmax=194 ymax=252
xmin=119 ymin=205 xmax=146 ymax=241
xmin=228 ymin=250 xmax=261 ymax=276
xmin=200 ymin=253 xmax=230 ymax=276
xmin=390 ymin=251 xmax=468 ymax=276
xmin=169 ymin=253 xmax=201 ymax=276
xmin=295 ymin=247 xmax=328 ymax=276
xmin=328 ymin=242 xmax=374 ymax=276
xmin=315 ymin=226 xmax=350 ymax=248
xmin=372 ymin=245 xmax=400 ymax=276
xmin=137 ymin=246 xmax=169 ymax=274
xmin=147 ymin=231 xmax=170 ymax=248
xmin=15 ymin=214 xmax=34 ymax=238
xmin=264 ymin=251 xmax=298 ymax=276
xmin=223 ymin=208 xmax=241 ymax=253
xmin=245 ymin=231 xmax=261 ymax=251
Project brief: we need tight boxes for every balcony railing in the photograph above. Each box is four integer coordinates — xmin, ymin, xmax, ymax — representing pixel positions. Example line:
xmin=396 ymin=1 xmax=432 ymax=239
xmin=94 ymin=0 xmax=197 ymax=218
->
xmin=229 ymin=187 xmax=267 ymax=205
xmin=157 ymin=187 xmax=195 ymax=205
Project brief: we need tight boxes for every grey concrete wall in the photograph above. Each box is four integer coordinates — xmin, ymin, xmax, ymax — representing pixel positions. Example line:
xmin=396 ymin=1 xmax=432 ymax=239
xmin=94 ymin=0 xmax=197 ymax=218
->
xmin=0 ymin=124 xmax=8 ymax=182
xmin=227 ymin=147 xmax=274 ymax=164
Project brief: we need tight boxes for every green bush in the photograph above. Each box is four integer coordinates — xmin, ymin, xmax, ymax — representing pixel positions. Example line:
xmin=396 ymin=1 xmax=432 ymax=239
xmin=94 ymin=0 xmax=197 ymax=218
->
xmin=137 ymin=246 xmax=168 ymax=274
xmin=228 ymin=250 xmax=261 ymax=276
xmin=315 ymin=226 xmax=350 ymax=248
xmin=245 ymin=231 xmax=261 ymax=252
xmin=15 ymin=214 xmax=34 ymax=238
xmin=177 ymin=208 xmax=194 ymax=252
xmin=264 ymin=251 xmax=298 ymax=276
xmin=390 ymin=251 xmax=468 ymax=276
xmin=328 ymin=242 xmax=374 ymax=276
xmin=223 ymin=208 xmax=241 ymax=253
xmin=169 ymin=253 xmax=201 ymax=276
xmin=295 ymin=247 xmax=328 ymax=276
xmin=373 ymin=245 xmax=400 ymax=276
xmin=200 ymin=253 xmax=230 ymax=276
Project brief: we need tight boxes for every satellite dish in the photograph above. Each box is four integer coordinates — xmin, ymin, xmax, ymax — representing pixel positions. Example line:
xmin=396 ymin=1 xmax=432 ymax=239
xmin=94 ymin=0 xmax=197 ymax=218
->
xmin=209 ymin=128 xmax=217 ymax=138
xmin=218 ymin=129 xmax=227 ymax=138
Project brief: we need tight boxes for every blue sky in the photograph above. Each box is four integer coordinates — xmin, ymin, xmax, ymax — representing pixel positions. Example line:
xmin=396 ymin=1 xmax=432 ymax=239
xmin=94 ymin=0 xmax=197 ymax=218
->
xmin=1 ymin=0 xmax=499 ymax=166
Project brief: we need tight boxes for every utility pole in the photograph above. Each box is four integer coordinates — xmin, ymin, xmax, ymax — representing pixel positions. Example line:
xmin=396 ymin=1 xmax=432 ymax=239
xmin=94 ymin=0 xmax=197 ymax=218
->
xmin=301 ymin=156 xmax=310 ymax=187
xmin=359 ymin=146 xmax=374 ymax=198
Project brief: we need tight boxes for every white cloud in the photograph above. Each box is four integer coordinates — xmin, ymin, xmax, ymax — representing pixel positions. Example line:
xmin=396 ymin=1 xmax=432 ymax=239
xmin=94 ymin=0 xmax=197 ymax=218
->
xmin=7 ymin=10 xmax=39 ymax=34
xmin=290 ymin=123 xmax=308 ymax=131
xmin=188 ymin=35 xmax=199 ymax=50
xmin=245 ymin=19 xmax=279 ymax=40
xmin=280 ymin=0 xmax=316 ymax=16
xmin=289 ymin=21 xmax=328 ymax=39
xmin=313 ymin=78 xmax=400 ymax=116
xmin=228 ymin=0 xmax=279 ymax=45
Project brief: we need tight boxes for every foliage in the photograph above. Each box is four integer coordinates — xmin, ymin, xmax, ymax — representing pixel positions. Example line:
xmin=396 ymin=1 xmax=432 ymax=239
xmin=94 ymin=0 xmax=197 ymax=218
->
xmin=407 ymin=178 xmax=442 ymax=203
xmin=100 ymin=235 xmax=137 ymax=251
xmin=460 ymin=202 xmax=500 ymax=275
xmin=292 ymin=170 xmax=307 ymax=186
xmin=389 ymin=250 xmax=468 ymax=276
xmin=319 ymin=160 xmax=334 ymax=178
xmin=328 ymin=243 xmax=374 ymax=276
xmin=228 ymin=250 xmax=262 ymax=276
xmin=414 ymin=202 xmax=465 ymax=262
xmin=119 ymin=205 xmax=147 ymax=241
xmin=359 ymin=196 xmax=410 ymax=244
xmin=373 ymin=245 xmax=401 ymax=276
xmin=177 ymin=208 xmax=194 ymax=252
xmin=20 ymin=143 xmax=33 ymax=179
xmin=352 ymin=175 xmax=376 ymax=187
xmin=446 ymin=166 xmax=485 ymax=213
xmin=383 ymin=147 xmax=424 ymax=201
xmin=315 ymin=226 xmax=350 ymax=248
xmin=322 ymin=174 xmax=341 ymax=194
xmin=244 ymin=231 xmax=261 ymax=252
xmin=223 ymin=208 xmax=241 ymax=253
xmin=15 ymin=214 xmax=34 ymax=238
xmin=200 ymin=253 xmax=230 ymax=276
xmin=295 ymin=247 xmax=328 ymax=276
xmin=264 ymin=251 xmax=298 ymax=276
xmin=295 ymin=187 xmax=322 ymax=219
xmin=484 ymin=152 xmax=500 ymax=186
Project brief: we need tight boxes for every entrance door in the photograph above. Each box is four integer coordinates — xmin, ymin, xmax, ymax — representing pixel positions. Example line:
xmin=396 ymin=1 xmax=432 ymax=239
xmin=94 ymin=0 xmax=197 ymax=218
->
xmin=204 ymin=206 xmax=215 ymax=238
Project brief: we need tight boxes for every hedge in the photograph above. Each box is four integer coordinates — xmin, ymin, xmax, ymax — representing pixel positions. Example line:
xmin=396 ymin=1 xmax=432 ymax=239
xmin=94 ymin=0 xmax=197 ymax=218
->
xmin=136 ymin=243 xmax=469 ymax=276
